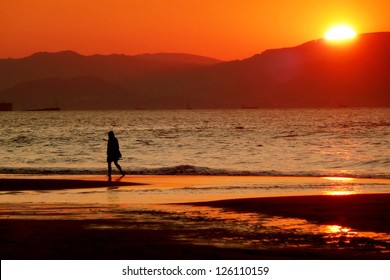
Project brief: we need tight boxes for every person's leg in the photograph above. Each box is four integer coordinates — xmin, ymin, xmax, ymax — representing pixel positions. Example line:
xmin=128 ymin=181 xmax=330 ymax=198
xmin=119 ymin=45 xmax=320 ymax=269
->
xmin=114 ymin=161 xmax=125 ymax=176
xmin=108 ymin=161 xmax=112 ymax=181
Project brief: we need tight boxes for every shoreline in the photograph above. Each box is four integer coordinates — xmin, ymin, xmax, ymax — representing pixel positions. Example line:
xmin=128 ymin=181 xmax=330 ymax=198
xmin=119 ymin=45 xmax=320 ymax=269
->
xmin=1 ymin=170 xmax=389 ymax=180
xmin=1 ymin=173 xmax=389 ymax=190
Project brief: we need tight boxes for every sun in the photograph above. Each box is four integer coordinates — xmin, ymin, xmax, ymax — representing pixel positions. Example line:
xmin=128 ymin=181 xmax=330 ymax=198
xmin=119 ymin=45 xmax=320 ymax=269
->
xmin=325 ymin=25 xmax=357 ymax=41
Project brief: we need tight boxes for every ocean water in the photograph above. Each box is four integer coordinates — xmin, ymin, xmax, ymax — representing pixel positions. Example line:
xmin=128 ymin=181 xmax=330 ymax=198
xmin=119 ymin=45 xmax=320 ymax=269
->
xmin=0 ymin=108 xmax=389 ymax=178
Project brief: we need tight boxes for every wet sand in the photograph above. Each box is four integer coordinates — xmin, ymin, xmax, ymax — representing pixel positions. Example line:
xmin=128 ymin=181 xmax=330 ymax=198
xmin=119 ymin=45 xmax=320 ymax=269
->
xmin=1 ymin=175 xmax=390 ymax=259
xmin=4 ymin=218 xmax=386 ymax=260
xmin=0 ymin=177 xmax=142 ymax=191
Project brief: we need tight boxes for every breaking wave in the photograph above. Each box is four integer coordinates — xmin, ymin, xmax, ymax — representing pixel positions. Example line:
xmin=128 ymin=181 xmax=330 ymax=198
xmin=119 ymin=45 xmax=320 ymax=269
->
xmin=1 ymin=164 xmax=389 ymax=179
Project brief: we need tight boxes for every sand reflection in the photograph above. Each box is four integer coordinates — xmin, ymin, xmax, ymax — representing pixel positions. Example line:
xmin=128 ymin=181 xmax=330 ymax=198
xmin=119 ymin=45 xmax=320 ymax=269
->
xmin=165 ymin=204 xmax=390 ymax=253
xmin=1 ymin=200 xmax=390 ymax=255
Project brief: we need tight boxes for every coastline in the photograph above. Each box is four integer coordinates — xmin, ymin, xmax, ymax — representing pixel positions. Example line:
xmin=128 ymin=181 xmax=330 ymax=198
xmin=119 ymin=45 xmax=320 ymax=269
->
xmin=1 ymin=174 xmax=389 ymax=259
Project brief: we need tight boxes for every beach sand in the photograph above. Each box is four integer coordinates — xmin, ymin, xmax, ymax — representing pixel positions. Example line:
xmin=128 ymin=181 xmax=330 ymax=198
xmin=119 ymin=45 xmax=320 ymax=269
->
xmin=1 ymin=175 xmax=389 ymax=259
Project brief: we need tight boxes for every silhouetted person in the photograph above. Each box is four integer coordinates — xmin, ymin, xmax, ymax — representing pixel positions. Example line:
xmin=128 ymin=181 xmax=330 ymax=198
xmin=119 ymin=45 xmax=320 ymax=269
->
xmin=107 ymin=131 xmax=125 ymax=181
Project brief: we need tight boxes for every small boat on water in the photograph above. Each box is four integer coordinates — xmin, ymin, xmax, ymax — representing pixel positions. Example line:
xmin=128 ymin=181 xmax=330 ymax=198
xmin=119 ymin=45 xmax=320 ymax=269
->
xmin=0 ymin=102 xmax=12 ymax=111
xmin=241 ymin=106 xmax=258 ymax=109
xmin=27 ymin=107 xmax=61 ymax=111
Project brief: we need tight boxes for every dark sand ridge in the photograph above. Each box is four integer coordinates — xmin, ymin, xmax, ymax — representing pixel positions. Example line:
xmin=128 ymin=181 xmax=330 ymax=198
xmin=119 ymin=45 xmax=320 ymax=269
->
xmin=190 ymin=194 xmax=390 ymax=234
xmin=0 ymin=178 xmax=144 ymax=191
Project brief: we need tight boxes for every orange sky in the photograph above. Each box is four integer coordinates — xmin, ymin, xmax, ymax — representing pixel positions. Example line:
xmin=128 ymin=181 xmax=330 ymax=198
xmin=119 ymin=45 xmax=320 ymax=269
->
xmin=1 ymin=0 xmax=389 ymax=60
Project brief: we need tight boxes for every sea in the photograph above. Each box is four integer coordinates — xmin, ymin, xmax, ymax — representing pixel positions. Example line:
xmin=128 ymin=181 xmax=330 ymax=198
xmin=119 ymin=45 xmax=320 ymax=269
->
xmin=0 ymin=108 xmax=389 ymax=178
xmin=1 ymin=108 xmax=390 ymax=256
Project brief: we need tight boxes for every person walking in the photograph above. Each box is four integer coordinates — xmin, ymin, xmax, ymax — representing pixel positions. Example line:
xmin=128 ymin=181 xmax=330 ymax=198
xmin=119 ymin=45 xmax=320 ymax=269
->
xmin=107 ymin=131 xmax=125 ymax=181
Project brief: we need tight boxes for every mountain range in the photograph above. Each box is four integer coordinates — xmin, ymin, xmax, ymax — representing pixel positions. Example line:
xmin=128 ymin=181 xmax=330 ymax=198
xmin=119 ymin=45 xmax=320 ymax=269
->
xmin=0 ymin=32 xmax=389 ymax=110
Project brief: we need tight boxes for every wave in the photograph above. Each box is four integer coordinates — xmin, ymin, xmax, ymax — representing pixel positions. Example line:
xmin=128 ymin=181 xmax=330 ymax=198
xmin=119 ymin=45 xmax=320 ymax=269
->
xmin=0 ymin=165 xmax=389 ymax=179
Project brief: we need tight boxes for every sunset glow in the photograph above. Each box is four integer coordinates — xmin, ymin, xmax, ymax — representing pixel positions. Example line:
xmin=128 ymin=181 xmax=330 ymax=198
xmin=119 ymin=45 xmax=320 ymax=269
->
xmin=325 ymin=25 xmax=357 ymax=41
xmin=1 ymin=1 xmax=389 ymax=60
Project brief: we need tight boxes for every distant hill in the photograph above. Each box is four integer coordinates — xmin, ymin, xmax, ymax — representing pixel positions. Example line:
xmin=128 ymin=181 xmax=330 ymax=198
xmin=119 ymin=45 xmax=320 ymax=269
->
xmin=230 ymin=32 xmax=390 ymax=107
xmin=134 ymin=53 xmax=221 ymax=65
xmin=1 ymin=32 xmax=389 ymax=109
xmin=0 ymin=51 xmax=221 ymax=90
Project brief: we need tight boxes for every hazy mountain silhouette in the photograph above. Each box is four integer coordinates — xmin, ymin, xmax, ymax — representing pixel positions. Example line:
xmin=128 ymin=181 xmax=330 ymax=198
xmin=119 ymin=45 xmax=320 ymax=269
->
xmin=1 ymin=32 xmax=389 ymax=109
xmin=134 ymin=53 xmax=221 ymax=65
xmin=0 ymin=51 xmax=220 ymax=90
xmin=230 ymin=32 xmax=390 ymax=107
